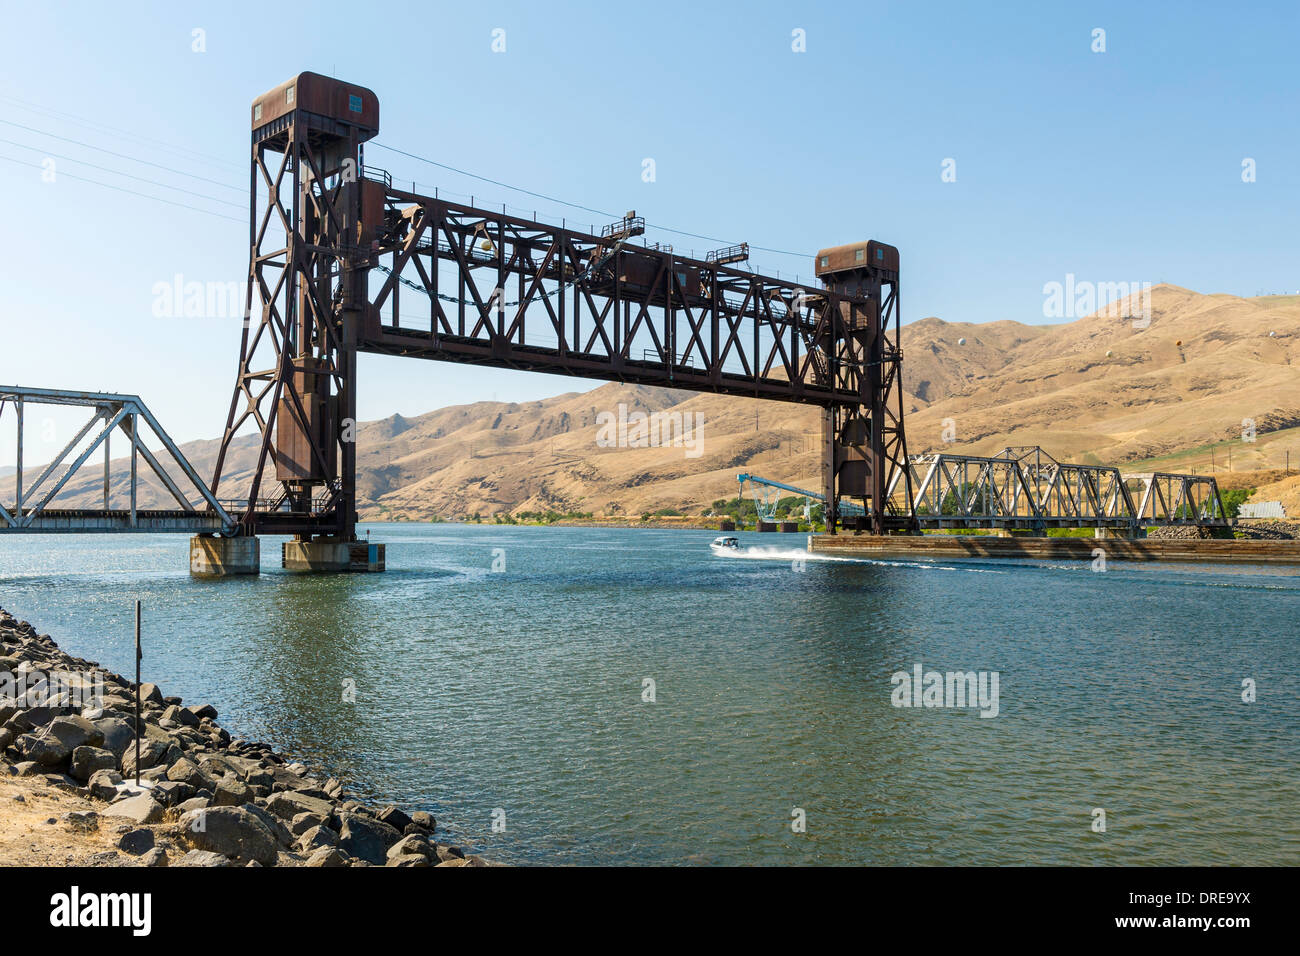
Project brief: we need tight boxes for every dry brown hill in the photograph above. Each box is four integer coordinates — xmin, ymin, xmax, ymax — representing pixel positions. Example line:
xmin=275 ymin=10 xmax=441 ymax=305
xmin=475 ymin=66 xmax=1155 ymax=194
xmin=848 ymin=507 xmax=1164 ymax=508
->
xmin=6 ymin=285 xmax=1298 ymax=520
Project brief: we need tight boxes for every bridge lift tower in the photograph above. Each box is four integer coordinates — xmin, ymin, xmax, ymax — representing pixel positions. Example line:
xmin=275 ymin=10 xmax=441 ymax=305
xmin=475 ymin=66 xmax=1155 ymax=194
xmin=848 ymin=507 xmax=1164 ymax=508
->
xmin=200 ymin=72 xmax=916 ymax=573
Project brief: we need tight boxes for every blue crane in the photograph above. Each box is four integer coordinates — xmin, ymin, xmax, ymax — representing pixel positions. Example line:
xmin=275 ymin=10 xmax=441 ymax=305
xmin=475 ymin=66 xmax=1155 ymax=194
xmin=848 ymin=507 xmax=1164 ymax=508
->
xmin=736 ymin=473 xmax=864 ymax=527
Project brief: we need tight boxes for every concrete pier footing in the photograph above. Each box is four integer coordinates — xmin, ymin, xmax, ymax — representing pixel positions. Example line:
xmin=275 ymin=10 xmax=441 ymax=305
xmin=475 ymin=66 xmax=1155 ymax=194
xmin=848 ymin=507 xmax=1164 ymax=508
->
xmin=189 ymin=535 xmax=261 ymax=576
xmin=282 ymin=538 xmax=386 ymax=573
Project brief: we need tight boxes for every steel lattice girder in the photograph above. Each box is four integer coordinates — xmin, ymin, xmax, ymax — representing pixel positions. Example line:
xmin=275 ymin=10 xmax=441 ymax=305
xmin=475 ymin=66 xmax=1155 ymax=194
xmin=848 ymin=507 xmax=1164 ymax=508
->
xmin=360 ymin=191 xmax=879 ymax=403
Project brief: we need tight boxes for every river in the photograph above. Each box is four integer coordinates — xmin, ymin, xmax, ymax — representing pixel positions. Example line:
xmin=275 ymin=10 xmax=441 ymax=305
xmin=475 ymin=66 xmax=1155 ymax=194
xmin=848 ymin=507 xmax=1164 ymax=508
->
xmin=1 ymin=523 xmax=1296 ymax=865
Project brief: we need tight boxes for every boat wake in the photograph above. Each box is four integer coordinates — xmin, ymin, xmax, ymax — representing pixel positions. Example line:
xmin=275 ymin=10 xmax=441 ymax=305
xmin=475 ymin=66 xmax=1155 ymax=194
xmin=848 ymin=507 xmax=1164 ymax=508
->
xmin=714 ymin=545 xmax=1004 ymax=573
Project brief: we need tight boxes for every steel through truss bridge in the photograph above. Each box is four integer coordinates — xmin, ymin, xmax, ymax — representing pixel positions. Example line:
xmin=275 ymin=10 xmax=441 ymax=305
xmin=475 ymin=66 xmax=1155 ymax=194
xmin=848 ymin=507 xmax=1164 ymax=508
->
xmin=742 ymin=447 xmax=1227 ymax=534
xmin=0 ymin=387 xmax=234 ymax=534
xmin=886 ymin=446 xmax=1228 ymax=531
xmin=209 ymin=71 xmax=913 ymax=548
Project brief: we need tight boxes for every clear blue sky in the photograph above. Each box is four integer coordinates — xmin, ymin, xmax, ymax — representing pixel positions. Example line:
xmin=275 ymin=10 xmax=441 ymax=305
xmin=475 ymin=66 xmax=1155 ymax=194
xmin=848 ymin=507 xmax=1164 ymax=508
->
xmin=1 ymin=0 xmax=1297 ymax=463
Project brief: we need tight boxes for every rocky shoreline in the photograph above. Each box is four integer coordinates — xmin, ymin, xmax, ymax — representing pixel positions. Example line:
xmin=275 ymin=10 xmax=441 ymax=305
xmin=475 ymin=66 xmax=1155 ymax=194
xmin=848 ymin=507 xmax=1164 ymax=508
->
xmin=0 ymin=607 xmax=494 ymax=867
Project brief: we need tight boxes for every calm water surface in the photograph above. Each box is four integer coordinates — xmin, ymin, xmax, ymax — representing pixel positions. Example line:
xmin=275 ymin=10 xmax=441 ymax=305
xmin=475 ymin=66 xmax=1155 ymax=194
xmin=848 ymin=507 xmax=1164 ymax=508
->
xmin=1 ymin=524 xmax=1297 ymax=865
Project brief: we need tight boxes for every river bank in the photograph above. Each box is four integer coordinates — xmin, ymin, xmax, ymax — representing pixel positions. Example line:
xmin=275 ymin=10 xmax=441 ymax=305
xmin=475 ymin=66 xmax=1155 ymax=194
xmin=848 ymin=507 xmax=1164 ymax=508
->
xmin=0 ymin=607 xmax=495 ymax=867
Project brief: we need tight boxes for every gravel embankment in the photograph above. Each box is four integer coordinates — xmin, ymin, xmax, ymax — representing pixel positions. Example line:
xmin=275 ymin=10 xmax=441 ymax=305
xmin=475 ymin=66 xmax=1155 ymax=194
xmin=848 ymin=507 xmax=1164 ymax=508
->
xmin=1145 ymin=520 xmax=1299 ymax=541
xmin=0 ymin=607 xmax=494 ymax=867
xmin=1232 ymin=519 xmax=1300 ymax=540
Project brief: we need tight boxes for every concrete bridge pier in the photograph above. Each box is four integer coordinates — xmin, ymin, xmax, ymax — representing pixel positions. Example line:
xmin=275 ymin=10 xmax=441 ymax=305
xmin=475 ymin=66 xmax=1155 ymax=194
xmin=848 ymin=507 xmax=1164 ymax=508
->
xmin=189 ymin=535 xmax=260 ymax=576
xmin=282 ymin=537 xmax=386 ymax=573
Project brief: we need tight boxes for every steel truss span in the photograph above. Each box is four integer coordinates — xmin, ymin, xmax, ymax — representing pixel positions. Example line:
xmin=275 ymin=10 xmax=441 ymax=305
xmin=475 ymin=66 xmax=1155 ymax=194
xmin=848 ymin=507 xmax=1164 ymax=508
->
xmin=210 ymin=71 xmax=914 ymax=538
xmin=0 ymin=387 xmax=234 ymax=534
xmin=886 ymin=446 xmax=1228 ymax=531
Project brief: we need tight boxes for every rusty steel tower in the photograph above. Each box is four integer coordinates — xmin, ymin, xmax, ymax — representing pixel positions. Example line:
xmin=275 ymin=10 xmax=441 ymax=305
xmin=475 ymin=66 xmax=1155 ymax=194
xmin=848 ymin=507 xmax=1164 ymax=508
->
xmin=210 ymin=73 xmax=378 ymax=567
xmin=814 ymin=242 xmax=913 ymax=533
xmin=208 ymin=71 xmax=915 ymax=569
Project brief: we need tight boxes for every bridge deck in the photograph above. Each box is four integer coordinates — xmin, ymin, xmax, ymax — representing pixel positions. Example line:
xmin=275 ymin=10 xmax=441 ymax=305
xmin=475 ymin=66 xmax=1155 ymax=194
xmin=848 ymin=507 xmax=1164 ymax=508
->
xmin=0 ymin=509 xmax=228 ymax=533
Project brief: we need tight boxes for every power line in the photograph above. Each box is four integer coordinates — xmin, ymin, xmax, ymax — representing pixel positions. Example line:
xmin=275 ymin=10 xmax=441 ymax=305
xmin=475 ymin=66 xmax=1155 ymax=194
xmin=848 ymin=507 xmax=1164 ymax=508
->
xmin=0 ymin=137 xmax=244 ymax=209
xmin=369 ymin=141 xmax=816 ymax=261
xmin=0 ymin=153 xmax=243 ymax=223
xmin=0 ymin=119 xmax=243 ymax=192
xmin=0 ymin=93 xmax=246 ymax=172
xmin=1 ymin=98 xmax=815 ymax=263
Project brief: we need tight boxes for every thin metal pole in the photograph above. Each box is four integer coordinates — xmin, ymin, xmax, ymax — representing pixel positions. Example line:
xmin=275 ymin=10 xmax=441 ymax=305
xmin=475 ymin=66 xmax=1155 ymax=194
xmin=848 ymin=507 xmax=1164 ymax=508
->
xmin=134 ymin=600 xmax=141 ymax=787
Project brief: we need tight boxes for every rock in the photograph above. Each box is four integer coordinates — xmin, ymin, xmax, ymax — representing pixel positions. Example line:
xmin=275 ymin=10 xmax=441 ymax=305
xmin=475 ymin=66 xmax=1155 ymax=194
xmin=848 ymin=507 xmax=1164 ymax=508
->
xmin=103 ymin=793 xmax=165 ymax=825
xmin=86 ymin=769 xmax=123 ymax=800
xmin=265 ymin=789 xmax=334 ymax=821
xmin=239 ymin=802 xmax=295 ymax=848
xmin=410 ymin=810 xmax=436 ymax=832
xmin=92 ymin=718 xmax=135 ymax=759
xmin=69 ymin=746 xmax=117 ymax=782
xmin=265 ymin=764 xmax=312 ymax=791
xmin=43 ymin=772 xmax=80 ymax=791
xmin=165 ymin=758 xmax=213 ymax=790
xmin=180 ymin=806 xmax=279 ymax=866
xmin=435 ymin=857 xmax=470 ymax=867
xmin=187 ymin=703 xmax=218 ymax=721
xmin=386 ymin=853 xmax=431 ymax=867
xmin=175 ymin=849 xmax=232 ymax=867
xmin=304 ymin=846 xmax=348 ymax=867
xmin=174 ymin=797 xmax=210 ymax=815
xmin=211 ymin=777 xmax=251 ymax=807
xmin=16 ymin=715 xmax=102 ymax=765
xmin=435 ymin=844 xmax=465 ymax=862
xmin=377 ymin=806 xmax=412 ymax=832
xmin=162 ymin=704 xmax=199 ymax=728
xmin=387 ymin=834 xmax=436 ymax=860
xmin=7 ymin=705 xmax=68 ymax=732
xmin=337 ymin=812 xmax=403 ymax=865
xmin=296 ymin=824 xmax=339 ymax=854
xmin=197 ymin=754 xmax=239 ymax=779
xmin=120 ymin=739 xmax=167 ymax=777
xmin=12 ymin=761 xmax=41 ymax=777
xmin=138 ymin=683 xmax=164 ymax=706
xmin=117 ymin=828 xmax=156 ymax=855
xmin=290 ymin=811 xmax=326 ymax=837
xmin=63 ymin=811 xmax=99 ymax=832
xmin=152 ymin=780 xmax=194 ymax=807
xmin=138 ymin=847 xmax=168 ymax=867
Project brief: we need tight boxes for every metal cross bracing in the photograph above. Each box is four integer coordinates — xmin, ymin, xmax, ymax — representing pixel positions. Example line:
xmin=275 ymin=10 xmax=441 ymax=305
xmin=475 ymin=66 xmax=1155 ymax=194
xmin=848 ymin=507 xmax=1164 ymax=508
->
xmin=359 ymin=187 xmax=882 ymax=405
xmin=209 ymin=72 xmax=915 ymax=540
xmin=1127 ymin=472 xmax=1229 ymax=526
xmin=0 ymin=387 xmax=235 ymax=534
xmin=882 ymin=446 xmax=1227 ymax=531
